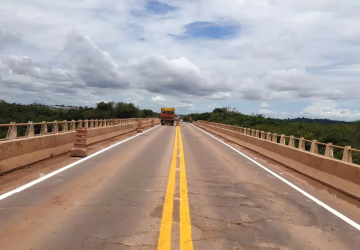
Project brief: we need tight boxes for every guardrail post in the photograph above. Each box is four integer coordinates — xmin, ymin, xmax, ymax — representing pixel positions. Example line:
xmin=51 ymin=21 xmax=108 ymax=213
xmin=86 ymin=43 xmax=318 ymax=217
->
xmin=137 ymin=118 xmax=143 ymax=133
xmin=25 ymin=121 xmax=35 ymax=137
xmin=6 ymin=122 xmax=17 ymax=139
xmin=280 ymin=134 xmax=286 ymax=145
xmin=113 ymin=118 xmax=119 ymax=125
xmin=78 ymin=120 xmax=83 ymax=128
xmin=103 ymin=119 xmax=106 ymax=127
xmin=63 ymin=120 xmax=68 ymax=131
xmin=89 ymin=120 xmax=93 ymax=128
xmin=325 ymin=143 xmax=334 ymax=158
xmin=261 ymin=131 xmax=266 ymax=139
xmin=70 ymin=127 xmax=88 ymax=157
xmin=40 ymin=121 xmax=48 ymax=135
xmin=70 ymin=120 xmax=76 ymax=130
xmin=251 ymin=129 xmax=255 ymax=137
xmin=272 ymin=133 xmax=277 ymax=143
xmin=310 ymin=140 xmax=318 ymax=154
xmin=288 ymin=136 xmax=295 ymax=147
xmin=265 ymin=132 xmax=271 ymax=141
xmin=52 ymin=120 xmax=59 ymax=133
xmin=342 ymin=146 xmax=353 ymax=163
xmin=298 ymin=137 xmax=305 ymax=150
xmin=84 ymin=120 xmax=89 ymax=128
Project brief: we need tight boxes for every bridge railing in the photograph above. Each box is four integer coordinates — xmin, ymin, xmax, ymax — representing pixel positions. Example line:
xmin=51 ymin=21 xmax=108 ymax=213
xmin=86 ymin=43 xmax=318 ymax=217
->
xmin=197 ymin=121 xmax=360 ymax=165
xmin=0 ymin=118 xmax=142 ymax=141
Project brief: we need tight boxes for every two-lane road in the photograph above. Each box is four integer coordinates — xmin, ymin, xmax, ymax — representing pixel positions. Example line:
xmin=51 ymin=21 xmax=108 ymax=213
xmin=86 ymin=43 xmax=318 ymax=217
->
xmin=0 ymin=123 xmax=359 ymax=249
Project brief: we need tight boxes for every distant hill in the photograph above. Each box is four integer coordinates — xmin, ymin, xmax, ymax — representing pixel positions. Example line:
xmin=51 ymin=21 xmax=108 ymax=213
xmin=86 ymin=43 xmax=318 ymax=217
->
xmin=281 ymin=117 xmax=352 ymax=124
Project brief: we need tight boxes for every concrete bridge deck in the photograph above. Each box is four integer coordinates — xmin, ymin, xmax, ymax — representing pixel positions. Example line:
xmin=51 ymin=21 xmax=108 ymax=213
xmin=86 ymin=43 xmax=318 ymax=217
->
xmin=0 ymin=123 xmax=359 ymax=249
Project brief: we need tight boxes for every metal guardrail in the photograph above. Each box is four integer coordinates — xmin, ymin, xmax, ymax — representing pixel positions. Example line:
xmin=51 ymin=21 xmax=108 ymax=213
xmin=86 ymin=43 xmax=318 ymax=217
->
xmin=197 ymin=120 xmax=359 ymax=165
xmin=0 ymin=118 xmax=153 ymax=141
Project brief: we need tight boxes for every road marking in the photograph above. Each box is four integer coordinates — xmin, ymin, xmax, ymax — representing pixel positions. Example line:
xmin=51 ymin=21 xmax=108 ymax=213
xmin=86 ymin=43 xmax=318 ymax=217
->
xmin=157 ymin=126 xmax=178 ymax=249
xmin=178 ymin=127 xmax=194 ymax=249
xmin=0 ymin=125 xmax=160 ymax=202
xmin=192 ymin=124 xmax=360 ymax=231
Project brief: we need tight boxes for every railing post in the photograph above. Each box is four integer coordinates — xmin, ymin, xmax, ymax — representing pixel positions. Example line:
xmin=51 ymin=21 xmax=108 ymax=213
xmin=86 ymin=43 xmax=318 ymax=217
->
xmin=78 ymin=120 xmax=83 ymax=128
xmin=40 ymin=121 xmax=48 ymax=135
xmin=25 ymin=121 xmax=35 ymax=137
xmin=266 ymin=132 xmax=272 ymax=141
xmin=325 ymin=143 xmax=334 ymax=158
xmin=272 ymin=133 xmax=277 ymax=143
xmin=52 ymin=120 xmax=59 ymax=133
xmin=298 ymin=137 xmax=305 ymax=150
xmin=63 ymin=120 xmax=68 ymax=131
xmin=310 ymin=140 xmax=318 ymax=154
xmin=261 ymin=131 xmax=266 ymax=139
xmin=255 ymin=130 xmax=259 ymax=138
xmin=251 ymin=129 xmax=255 ymax=137
xmin=280 ymin=134 xmax=286 ymax=145
xmin=288 ymin=136 xmax=295 ymax=147
xmin=6 ymin=122 xmax=17 ymax=139
xmin=70 ymin=120 xmax=76 ymax=130
xmin=84 ymin=120 xmax=89 ymax=128
xmin=342 ymin=146 xmax=353 ymax=163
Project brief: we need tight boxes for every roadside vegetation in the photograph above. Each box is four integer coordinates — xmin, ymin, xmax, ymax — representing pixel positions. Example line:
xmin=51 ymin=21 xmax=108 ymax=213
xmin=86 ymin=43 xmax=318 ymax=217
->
xmin=0 ymin=100 xmax=158 ymax=138
xmin=184 ymin=107 xmax=360 ymax=164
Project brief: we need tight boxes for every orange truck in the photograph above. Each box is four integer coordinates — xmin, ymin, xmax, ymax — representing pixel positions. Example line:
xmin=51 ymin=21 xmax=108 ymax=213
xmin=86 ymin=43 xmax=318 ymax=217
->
xmin=161 ymin=108 xmax=175 ymax=125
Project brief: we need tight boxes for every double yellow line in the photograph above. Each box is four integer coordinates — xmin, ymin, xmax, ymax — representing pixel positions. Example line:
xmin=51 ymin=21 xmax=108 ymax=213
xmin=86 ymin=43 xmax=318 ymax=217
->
xmin=158 ymin=126 xmax=193 ymax=250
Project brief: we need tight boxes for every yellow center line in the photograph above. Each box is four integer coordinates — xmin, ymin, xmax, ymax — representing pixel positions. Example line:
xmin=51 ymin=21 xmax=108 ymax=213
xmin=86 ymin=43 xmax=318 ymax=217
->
xmin=179 ymin=127 xmax=194 ymax=250
xmin=157 ymin=127 xmax=178 ymax=250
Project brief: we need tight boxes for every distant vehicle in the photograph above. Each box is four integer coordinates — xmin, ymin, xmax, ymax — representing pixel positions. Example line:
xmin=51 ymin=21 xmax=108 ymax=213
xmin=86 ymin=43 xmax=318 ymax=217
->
xmin=161 ymin=108 xmax=175 ymax=125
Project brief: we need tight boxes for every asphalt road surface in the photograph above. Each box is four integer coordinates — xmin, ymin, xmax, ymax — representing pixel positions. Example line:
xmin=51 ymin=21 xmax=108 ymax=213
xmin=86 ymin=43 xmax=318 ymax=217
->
xmin=0 ymin=123 xmax=360 ymax=249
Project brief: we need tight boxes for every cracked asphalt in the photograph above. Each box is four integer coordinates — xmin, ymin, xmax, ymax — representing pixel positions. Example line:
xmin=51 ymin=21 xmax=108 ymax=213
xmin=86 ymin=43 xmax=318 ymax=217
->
xmin=0 ymin=123 xmax=360 ymax=249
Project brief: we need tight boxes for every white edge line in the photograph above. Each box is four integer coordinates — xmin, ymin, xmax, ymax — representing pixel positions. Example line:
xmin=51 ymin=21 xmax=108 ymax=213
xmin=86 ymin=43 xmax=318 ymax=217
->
xmin=0 ymin=125 xmax=160 ymax=201
xmin=192 ymin=124 xmax=360 ymax=231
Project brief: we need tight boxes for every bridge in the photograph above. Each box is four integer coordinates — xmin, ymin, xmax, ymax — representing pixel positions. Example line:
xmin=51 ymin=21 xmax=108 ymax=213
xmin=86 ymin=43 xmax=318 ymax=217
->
xmin=0 ymin=118 xmax=360 ymax=249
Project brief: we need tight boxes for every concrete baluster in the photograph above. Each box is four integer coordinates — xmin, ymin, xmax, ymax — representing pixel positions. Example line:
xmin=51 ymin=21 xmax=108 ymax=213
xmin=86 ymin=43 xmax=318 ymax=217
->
xmin=310 ymin=140 xmax=318 ymax=154
xmin=288 ymin=136 xmax=295 ymax=147
xmin=70 ymin=120 xmax=76 ymax=130
xmin=25 ymin=121 xmax=35 ymax=137
xmin=78 ymin=120 xmax=83 ymax=128
xmin=325 ymin=143 xmax=334 ymax=158
xmin=342 ymin=146 xmax=353 ymax=163
xmin=272 ymin=133 xmax=278 ymax=143
xmin=255 ymin=130 xmax=259 ymax=138
xmin=84 ymin=120 xmax=89 ymax=128
xmin=6 ymin=122 xmax=17 ymax=139
xmin=298 ymin=137 xmax=305 ymax=150
xmin=261 ymin=131 xmax=266 ymax=139
xmin=266 ymin=132 xmax=272 ymax=141
xmin=40 ymin=121 xmax=48 ymax=135
xmin=52 ymin=120 xmax=59 ymax=133
xmin=251 ymin=129 xmax=255 ymax=137
xmin=280 ymin=134 xmax=286 ymax=145
xmin=62 ymin=121 xmax=68 ymax=131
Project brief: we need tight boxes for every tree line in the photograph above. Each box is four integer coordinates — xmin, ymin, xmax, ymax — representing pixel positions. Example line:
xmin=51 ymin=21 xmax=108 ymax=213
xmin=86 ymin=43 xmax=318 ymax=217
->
xmin=184 ymin=107 xmax=360 ymax=164
xmin=0 ymin=100 xmax=159 ymax=138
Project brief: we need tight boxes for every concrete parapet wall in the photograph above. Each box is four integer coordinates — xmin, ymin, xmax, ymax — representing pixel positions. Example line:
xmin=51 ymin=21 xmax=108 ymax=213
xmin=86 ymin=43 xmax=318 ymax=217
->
xmin=0 ymin=120 xmax=158 ymax=174
xmin=194 ymin=122 xmax=360 ymax=200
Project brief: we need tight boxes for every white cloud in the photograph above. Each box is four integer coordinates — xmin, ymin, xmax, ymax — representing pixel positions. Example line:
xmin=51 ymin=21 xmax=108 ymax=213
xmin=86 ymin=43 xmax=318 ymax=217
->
xmin=259 ymin=109 xmax=276 ymax=115
xmin=300 ymin=100 xmax=360 ymax=120
xmin=260 ymin=102 xmax=270 ymax=108
xmin=1 ymin=1 xmax=360 ymax=112
xmin=152 ymin=95 xmax=166 ymax=102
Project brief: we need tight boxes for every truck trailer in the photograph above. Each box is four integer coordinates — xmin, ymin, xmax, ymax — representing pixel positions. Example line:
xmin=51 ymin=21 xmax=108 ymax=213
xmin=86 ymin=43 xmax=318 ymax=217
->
xmin=161 ymin=108 xmax=175 ymax=125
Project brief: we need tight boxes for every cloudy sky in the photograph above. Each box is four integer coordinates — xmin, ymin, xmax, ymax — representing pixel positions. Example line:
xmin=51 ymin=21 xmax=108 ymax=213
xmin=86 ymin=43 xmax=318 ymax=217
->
xmin=1 ymin=1 xmax=360 ymax=120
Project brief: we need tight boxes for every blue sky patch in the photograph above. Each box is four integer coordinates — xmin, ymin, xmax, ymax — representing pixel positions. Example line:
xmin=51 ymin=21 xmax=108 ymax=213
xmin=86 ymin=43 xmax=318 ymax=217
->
xmin=184 ymin=21 xmax=238 ymax=39
xmin=146 ymin=1 xmax=177 ymax=15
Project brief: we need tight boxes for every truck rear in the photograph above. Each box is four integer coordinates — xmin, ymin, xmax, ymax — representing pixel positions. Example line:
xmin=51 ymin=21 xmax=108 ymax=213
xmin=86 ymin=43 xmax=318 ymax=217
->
xmin=161 ymin=108 xmax=175 ymax=125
